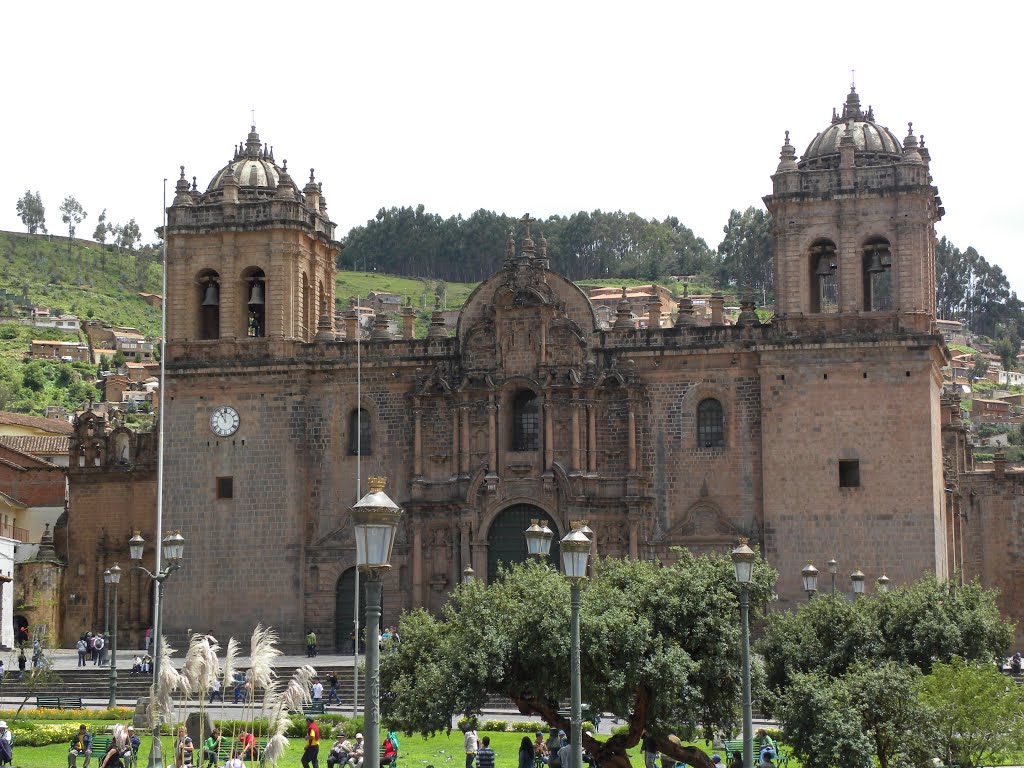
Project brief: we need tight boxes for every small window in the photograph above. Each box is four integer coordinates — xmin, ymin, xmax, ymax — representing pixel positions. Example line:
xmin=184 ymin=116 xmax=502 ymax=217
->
xmin=839 ymin=460 xmax=860 ymax=488
xmin=348 ymin=408 xmax=372 ymax=456
xmin=216 ymin=476 xmax=234 ymax=499
xmin=512 ymin=391 xmax=539 ymax=452
xmin=697 ymin=398 xmax=725 ymax=448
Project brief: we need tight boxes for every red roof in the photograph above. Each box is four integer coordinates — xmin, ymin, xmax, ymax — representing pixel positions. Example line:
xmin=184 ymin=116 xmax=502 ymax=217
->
xmin=0 ymin=411 xmax=74 ymax=435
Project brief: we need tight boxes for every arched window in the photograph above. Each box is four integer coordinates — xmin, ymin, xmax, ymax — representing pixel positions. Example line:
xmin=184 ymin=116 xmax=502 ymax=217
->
xmin=348 ymin=408 xmax=372 ymax=456
xmin=810 ymin=241 xmax=838 ymax=313
xmin=862 ymin=238 xmax=892 ymax=311
xmin=697 ymin=398 xmax=725 ymax=448
xmin=512 ymin=390 xmax=539 ymax=452
xmin=242 ymin=266 xmax=266 ymax=338
xmin=197 ymin=269 xmax=220 ymax=340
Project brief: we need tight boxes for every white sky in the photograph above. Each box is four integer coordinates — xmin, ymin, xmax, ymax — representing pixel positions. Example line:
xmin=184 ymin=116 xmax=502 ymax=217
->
xmin=2 ymin=2 xmax=1022 ymax=291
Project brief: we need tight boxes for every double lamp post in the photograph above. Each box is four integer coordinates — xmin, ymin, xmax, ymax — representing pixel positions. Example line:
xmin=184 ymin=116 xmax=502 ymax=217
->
xmin=103 ymin=564 xmax=122 ymax=708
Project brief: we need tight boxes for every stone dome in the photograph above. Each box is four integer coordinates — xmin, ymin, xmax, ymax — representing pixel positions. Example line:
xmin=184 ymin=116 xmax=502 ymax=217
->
xmin=206 ymin=126 xmax=282 ymax=192
xmin=799 ymin=88 xmax=904 ymax=170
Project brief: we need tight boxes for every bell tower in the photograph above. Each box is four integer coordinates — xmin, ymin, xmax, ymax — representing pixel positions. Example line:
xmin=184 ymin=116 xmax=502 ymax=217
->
xmin=764 ymin=87 xmax=943 ymax=333
xmin=163 ymin=125 xmax=339 ymax=357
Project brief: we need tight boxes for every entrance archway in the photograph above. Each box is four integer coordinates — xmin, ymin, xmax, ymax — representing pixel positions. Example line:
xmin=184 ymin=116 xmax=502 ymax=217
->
xmin=487 ymin=504 xmax=560 ymax=584
xmin=335 ymin=568 xmax=384 ymax=654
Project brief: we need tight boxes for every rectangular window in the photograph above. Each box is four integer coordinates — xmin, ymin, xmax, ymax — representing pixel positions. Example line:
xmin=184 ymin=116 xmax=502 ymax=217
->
xmin=216 ymin=476 xmax=234 ymax=499
xmin=839 ymin=460 xmax=860 ymax=488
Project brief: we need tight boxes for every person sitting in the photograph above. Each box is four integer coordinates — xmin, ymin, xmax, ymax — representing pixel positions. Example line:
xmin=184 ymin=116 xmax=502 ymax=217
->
xmin=238 ymin=729 xmax=256 ymax=762
xmin=203 ymin=730 xmax=221 ymax=768
xmin=757 ymin=750 xmax=776 ymax=768
xmin=327 ymin=734 xmax=349 ymax=768
xmin=69 ymin=725 xmax=93 ymax=768
xmin=142 ymin=654 xmax=152 ymax=673
xmin=347 ymin=734 xmax=364 ymax=768
xmin=0 ymin=720 xmax=13 ymax=767
xmin=99 ymin=725 xmax=140 ymax=768
xmin=1012 ymin=652 xmax=1022 ymax=675
xmin=754 ymin=730 xmax=777 ymax=758
xmin=381 ymin=732 xmax=398 ymax=768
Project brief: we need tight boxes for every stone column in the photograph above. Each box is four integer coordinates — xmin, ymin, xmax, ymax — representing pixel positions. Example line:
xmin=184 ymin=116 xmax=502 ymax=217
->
xmin=460 ymin=521 xmax=472 ymax=578
xmin=460 ymin=403 xmax=471 ymax=476
xmin=411 ymin=519 xmax=423 ymax=607
xmin=587 ymin=402 xmax=597 ymax=473
xmin=451 ymin=405 xmax=460 ymax=478
xmin=487 ymin=400 xmax=498 ymax=473
xmin=571 ymin=401 xmax=581 ymax=472
xmin=413 ymin=408 xmax=423 ymax=478
xmin=543 ymin=399 xmax=554 ymax=471
xmin=627 ymin=401 xmax=637 ymax=473
xmin=628 ymin=516 xmax=639 ymax=559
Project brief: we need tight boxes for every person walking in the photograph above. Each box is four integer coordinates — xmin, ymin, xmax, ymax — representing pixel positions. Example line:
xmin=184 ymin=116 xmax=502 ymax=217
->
xmin=464 ymin=725 xmax=478 ymax=768
xmin=311 ymin=678 xmax=324 ymax=705
xmin=301 ymin=716 xmax=320 ymax=768
xmin=16 ymin=650 xmax=26 ymax=680
xmin=208 ymin=677 xmax=223 ymax=703
xmin=93 ymin=635 xmax=105 ymax=666
xmin=326 ymin=671 xmax=339 ymax=705
xmin=306 ymin=630 xmax=318 ymax=658
xmin=77 ymin=637 xmax=88 ymax=667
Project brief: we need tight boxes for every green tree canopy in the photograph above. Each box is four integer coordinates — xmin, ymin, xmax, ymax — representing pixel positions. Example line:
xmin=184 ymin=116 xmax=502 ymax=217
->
xmin=920 ymin=657 xmax=1024 ymax=768
xmin=59 ymin=196 xmax=87 ymax=246
xmin=380 ymin=553 xmax=776 ymax=768
xmin=15 ymin=191 xmax=46 ymax=234
xmin=716 ymin=207 xmax=772 ymax=298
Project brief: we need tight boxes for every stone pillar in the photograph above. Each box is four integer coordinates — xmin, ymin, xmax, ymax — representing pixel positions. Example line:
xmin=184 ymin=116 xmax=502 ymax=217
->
xmin=412 ymin=520 xmax=423 ymax=608
xmin=543 ymin=399 xmax=554 ymax=471
xmin=413 ymin=408 xmax=423 ymax=478
xmin=451 ymin=405 xmax=460 ymax=478
xmin=571 ymin=401 xmax=581 ymax=472
xmin=647 ymin=299 xmax=662 ymax=329
xmin=587 ymin=402 xmax=597 ymax=473
xmin=487 ymin=400 xmax=497 ymax=474
xmin=710 ymin=292 xmax=725 ymax=325
xmin=459 ymin=521 xmax=472 ymax=579
xmin=627 ymin=402 xmax=637 ymax=473
xmin=628 ymin=516 xmax=639 ymax=559
xmin=460 ymin=404 xmax=471 ymax=476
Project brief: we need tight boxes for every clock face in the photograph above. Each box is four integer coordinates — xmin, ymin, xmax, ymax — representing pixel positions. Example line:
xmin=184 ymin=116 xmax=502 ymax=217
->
xmin=210 ymin=406 xmax=240 ymax=437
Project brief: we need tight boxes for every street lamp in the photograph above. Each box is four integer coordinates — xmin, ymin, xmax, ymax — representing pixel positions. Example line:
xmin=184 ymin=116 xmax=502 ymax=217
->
xmin=876 ymin=573 xmax=890 ymax=593
xmin=561 ymin=523 xmax=591 ymax=768
xmin=827 ymin=558 xmax=838 ymax=595
xmin=851 ymin=568 xmax=866 ymax=598
xmin=525 ymin=519 xmax=554 ymax=559
xmin=462 ymin=565 xmax=475 ymax=585
xmin=801 ymin=562 xmax=818 ymax=600
xmin=130 ymin=530 xmax=185 ymax=768
xmin=107 ymin=564 xmax=121 ymax=708
xmin=351 ymin=477 xmax=402 ymax=768
xmin=104 ymin=569 xmax=112 ymax=642
xmin=731 ymin=539 xmax=756 ymax=768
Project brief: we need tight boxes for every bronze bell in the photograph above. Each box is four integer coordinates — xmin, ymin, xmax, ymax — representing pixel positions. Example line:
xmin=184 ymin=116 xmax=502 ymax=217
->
xmin=866 ymin=252 xmax=886 ymax=274
xmin=248 ymin=280 xmax=265 ymax=307
xmin=201 ymin=282 xmax=219 ymax=307
xmin=815 ymin=257 xmax=835 ymax=277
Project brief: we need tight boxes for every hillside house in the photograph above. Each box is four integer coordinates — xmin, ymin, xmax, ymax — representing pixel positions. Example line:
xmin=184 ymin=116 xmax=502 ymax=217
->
xmin=972 ymin=398 xmax=1012 ymax=424
xmin=28 ymin=339 xmax=90 ymax=363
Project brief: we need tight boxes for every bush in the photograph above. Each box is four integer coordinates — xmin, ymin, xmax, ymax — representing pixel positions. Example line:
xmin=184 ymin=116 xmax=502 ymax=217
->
xmin=8 ymin=722 xmax=82 ymax=746
xmin=482 ymin=720 xmax=508 ymax=732
xmin=456 ymin=717 xmax=480 ymax=732
xmin=580 ymin=721 xmax=595 ymax=735
xmin=1 ymin=707 xmax=133 ymax=722
xmin=511 ymin=721 xmax=546 ymax=734
xmin=611 ymin=725 xmax=630 ymax=736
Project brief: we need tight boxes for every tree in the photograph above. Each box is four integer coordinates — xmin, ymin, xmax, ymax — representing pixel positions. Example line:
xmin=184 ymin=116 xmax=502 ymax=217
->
xmin=380 ymin=553 xmax=777 ymax=768
xmin=970 ymin=355 xmax=989 ymax=384
xmin=15 ymin=191 xmax=46 ymax=234
xmin=920 ymin=657 xmax=1024 ymax=768
xmin=93 ymin=209 xmax=108 ymax=244
xmin=716 ymin=208 xmax=773 ymax=298
xmin=60 ymin=196 xmax=87 ymax=248
xmin=112 ymin=350 xmax=126 ymax=368
xmin=777 ymin=662 xmax=929 ymax=768
xmin=759 ymin=575 xmax=1013 ymax=697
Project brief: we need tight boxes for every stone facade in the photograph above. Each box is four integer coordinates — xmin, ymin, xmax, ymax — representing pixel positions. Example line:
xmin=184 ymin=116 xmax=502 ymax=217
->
xmin=135 ymin=90 xmax=970 ymax=652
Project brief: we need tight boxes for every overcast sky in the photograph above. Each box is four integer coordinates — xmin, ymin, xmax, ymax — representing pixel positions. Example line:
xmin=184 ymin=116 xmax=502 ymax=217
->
xmin=2 ymin=2 xmax=1021 ymax=292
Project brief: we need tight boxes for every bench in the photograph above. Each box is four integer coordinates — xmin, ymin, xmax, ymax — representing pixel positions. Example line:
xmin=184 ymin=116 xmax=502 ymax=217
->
xmin=723 ymin=740 xmax=789 ymax=768
xmin=297 ymin=702 xmax=326 ymax=716
xmin=215 ymin=737 xmax=270 ymax=766
xmin=75 ymin=736 xmax=138 ymax=768
xmin=555 ymin=705 xmax=601 ymax=730
xmin=37 ymin=694 xmax=84 ymax=710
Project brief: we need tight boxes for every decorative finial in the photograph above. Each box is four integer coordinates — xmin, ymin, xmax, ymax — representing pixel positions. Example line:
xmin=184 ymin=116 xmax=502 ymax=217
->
xmin=192 ymin=177 xmax=197 ymax=191
xmin=784 ymin=130 xmax=790 ymax=145
xmin=368 ymin=476 xmax=387 ymax=493
xmin=179 ymin=166 xmax=186 ymax=179
xmin=310 ymin=168 xmax=316 ymax=183
xmin=850 ymin=68 xmax=856 ymax=90
xmin=907 ymin=121 xmax=914 ymax=136
xmin=282 ymin=159 xmax=288 ymax=171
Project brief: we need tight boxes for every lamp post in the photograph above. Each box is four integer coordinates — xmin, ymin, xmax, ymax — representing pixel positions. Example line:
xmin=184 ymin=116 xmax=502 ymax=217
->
xmin=104 ymin=569 xmax=111 ymax=640
xmin=351 ymin=477 xmax=402 ymax=768
xmin=731 ymin=539 xmax=756 ymax=768
xmin=525 ymin=519 xmax=554 ymax=560
xmin=130 ymin=530 xmax=185 ymax=768
xmin=561 ymin=523 xmax=591 ymax=768
xmin=107 ymin=564 xmax=121 ymax=708
xmin=876 ymin=573 xmax=890 ymax=593
xmin=850 ymin=568 xmax=866 ymax=598
xmin=827 ymin=558 xmax=838 ymax=595
xmin=800 ymin=562 xmax=818 ymax=600
xmin=462 ymin=566 xmax=475 ymax=585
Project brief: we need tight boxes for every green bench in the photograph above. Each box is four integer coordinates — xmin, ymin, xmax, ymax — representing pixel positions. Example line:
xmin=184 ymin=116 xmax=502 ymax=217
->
xmin=722 ymin=741 xmax=789 ymax=768
xmin=214 ymin=737 xmax=270 ymax=766
xmin=74 ymin=735 xmax=138 ymax=768
xmin=37 ymin=694 xmax=83 ymax=709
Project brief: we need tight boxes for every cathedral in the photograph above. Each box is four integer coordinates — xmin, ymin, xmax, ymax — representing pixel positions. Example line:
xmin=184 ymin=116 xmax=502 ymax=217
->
xmin=59 ymin=86 xmax=971 ymax=651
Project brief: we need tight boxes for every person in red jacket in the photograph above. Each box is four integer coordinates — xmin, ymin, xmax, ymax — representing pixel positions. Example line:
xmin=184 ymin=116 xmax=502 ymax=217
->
xmin=302 ymin=717 xmax=321 ymax=768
